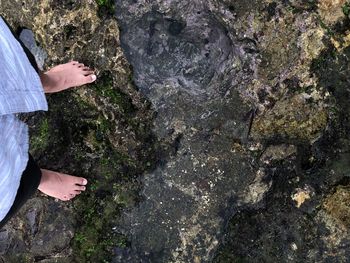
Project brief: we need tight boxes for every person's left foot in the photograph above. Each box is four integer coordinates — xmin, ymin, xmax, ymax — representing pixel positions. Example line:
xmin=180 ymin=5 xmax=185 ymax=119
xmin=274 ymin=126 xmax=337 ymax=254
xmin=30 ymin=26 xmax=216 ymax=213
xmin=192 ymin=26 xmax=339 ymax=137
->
xmin=38 ymin=169 xmax=88 ymax=201
xmin=40 ymin=61 xmax=97 ymax=93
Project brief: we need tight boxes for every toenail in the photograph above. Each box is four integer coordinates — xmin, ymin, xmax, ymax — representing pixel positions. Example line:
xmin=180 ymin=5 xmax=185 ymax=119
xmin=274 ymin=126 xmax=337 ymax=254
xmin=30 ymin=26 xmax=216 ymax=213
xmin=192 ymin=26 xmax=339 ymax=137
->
xmin=82 ymin=179 xmax=88 ymax=185
xmin=91 ymin=74 xmax=97 ymax=82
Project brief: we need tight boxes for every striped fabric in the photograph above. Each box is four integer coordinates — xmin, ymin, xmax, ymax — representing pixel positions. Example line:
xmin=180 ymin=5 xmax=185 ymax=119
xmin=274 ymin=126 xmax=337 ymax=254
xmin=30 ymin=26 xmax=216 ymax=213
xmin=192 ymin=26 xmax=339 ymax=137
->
xmin=0 ymin=17 xmax=47 ymax=115
xmin=0 ymin=16 xmax=48 ymax=221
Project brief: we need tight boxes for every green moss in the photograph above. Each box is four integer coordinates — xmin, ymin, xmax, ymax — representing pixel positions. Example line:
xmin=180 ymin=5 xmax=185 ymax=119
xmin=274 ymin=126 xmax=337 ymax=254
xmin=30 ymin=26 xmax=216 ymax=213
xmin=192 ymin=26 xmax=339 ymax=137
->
xmin=311 ymin=46 xmax=350 ymax=130
xmin=71 ymin=151 xmax=133 ymax=262
xmin=285 ymin=0 xmax=317 ymax=14
xmin=93 ymin=72 xmax=135 ymax=114
xmin=72 ymin=192 xmax=129 ymax=262
xmin=310 ymin=48 xmax=337 ymax=71
xmin=343 ymin=3 xmax=350 ymax=16
xmin=214 ymin=252 xmax=250 ymax=263
xmin=316 ymin=15 xmax=335 ymax=36
xmin=30 ymin=117 xmax=50 ymax=153
xmin=28 ymin=73 xmax=154 ymax=262
xmin=95 ymin=0 xmax=115 ymax=16
xmin=64 ymin=96 xmax=139 ymax=262
xmin=70 ymin=126 xmax=137 ymax=262
xmin=71 ymin=169 xmax=134 ymax=262
xmin=27 ymin=93 xmax=138 ymax=262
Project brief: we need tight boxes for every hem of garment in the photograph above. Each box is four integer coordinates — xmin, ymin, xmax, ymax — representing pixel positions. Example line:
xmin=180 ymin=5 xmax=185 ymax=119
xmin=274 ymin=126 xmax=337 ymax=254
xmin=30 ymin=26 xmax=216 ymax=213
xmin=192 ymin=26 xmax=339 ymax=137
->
xmin=0 ymin=89 xmax=48 ymax=116
xmin=0 ymin=119 xmax=29 ymax=221
xmin=0 ymin=153 xmax=41 ymax=228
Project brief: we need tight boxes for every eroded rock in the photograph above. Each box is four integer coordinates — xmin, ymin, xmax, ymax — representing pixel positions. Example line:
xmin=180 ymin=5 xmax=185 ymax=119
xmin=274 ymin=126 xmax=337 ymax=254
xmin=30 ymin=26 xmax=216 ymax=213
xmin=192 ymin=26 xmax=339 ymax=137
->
xmin=324 ymin=186 xmax=350 ymax=229
xmin=1 ymin=0 xmax=350 ymax=262
xmin=252 ymin=93 xmax=329 ymax=143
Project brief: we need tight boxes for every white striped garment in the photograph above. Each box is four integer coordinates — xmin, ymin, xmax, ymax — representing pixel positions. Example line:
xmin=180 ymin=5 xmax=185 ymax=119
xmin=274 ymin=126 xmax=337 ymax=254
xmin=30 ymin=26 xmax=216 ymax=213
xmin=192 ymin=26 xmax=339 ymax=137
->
xmin=0 ymin=16 xmax=47 ymax=221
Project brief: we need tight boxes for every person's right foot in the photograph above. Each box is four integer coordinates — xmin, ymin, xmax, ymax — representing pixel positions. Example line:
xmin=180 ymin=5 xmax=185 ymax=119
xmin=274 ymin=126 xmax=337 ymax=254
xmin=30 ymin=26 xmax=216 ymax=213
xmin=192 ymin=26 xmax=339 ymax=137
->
xmin=38 ymin=169 xmax=88 ymax=201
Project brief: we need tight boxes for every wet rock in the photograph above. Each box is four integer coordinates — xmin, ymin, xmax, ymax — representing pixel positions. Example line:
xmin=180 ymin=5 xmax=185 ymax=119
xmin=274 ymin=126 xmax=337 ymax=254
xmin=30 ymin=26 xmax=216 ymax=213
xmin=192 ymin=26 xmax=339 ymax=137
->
xmin=114 ymin=0 xmax=262 ymax=261
xmin=260 ymin=144 xmax=297 ymax=164
xmin=252 ymin=93 xmax=329 ymax=143
xmin=318 ymin=0 xmax=347 ymax=26
xmin=30 ymin=200 xmax=75 ymax=257
xmin=1 ymin=0 xmax=350 ymax=262
xmin=1 ymin=1 xmax=156 ymax=262
xmin=119 ymin=10 xmax=235 ymax=97
xmin=19 ymin=29 xmax=47 ymax=70
xmin=291 ymin=186 xmax=314 ymax=208
xmin=239 ymin=168 xmax=272 ymax=205
xmin=323 ymin=186 xmax=350 ymax=228
xmin=0 ymin=197 xmax=74 ymax=261
xmin=0 ymin=229 xmax=9 ymax=253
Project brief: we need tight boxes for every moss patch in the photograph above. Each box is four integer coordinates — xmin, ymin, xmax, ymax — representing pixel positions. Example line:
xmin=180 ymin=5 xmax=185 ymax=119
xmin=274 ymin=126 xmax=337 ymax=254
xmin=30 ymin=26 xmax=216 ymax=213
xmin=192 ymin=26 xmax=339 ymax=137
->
xmin=251 ymin=94 xmax=329 ymax=143
xmin=28 ymin=85 xmax=153 ymax=262
xmin=93 ymin=72 xmax=136 ymax=115
xmin=324 ymin=186 xmax=350 ymax=228
xmin=95 ymin=0 xmax=115 ymax=16
xmin=30 ymin=117 xmax=49 ymax=154
xmin=342 ymin=2 xmax=350 ymax=16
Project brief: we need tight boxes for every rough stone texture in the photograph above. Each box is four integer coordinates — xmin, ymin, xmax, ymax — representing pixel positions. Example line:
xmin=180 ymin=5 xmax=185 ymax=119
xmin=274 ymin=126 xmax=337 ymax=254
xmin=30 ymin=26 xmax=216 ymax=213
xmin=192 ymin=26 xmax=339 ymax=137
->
xmin=19 ymin=29 xmax=47 ymax=70
xmin=324 ymin=186 xmax=350 ymax=228
xmin=251 ymin=93 xmax=329 ymax=143
xmin=0 ymin=1 xmax=157 ymax=262
xmin=1 ymin=0 xmax=350 ymax=262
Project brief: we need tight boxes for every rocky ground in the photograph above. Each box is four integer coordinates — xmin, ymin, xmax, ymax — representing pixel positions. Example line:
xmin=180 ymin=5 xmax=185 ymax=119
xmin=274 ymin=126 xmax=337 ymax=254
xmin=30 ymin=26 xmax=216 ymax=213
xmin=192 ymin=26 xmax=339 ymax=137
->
xmin=0 ymin=0 xmax=350 ymax=262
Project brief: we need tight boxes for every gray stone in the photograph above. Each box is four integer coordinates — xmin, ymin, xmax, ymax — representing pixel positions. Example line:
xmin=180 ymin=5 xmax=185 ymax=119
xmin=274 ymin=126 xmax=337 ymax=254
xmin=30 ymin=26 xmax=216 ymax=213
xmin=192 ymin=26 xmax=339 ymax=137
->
xmin=19 ymin=29 xmax=47 ymax=70
xmin=0 ymin=229 xmax=9 ymax=255
xmin=115 ymin=0 xmax=260 ymax=261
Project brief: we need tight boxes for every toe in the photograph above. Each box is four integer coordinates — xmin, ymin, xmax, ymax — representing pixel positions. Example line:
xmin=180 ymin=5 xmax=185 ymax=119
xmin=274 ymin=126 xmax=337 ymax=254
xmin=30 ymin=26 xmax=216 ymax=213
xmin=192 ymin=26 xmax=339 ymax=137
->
xmin=83 ymin=70 xmax=95 ymax=76
xmin=77 ymin=63 xmax=85 ymax=68
xmin=82 ymin=66 xmax=93 ymax=71
xmin=75 ymin=185 xmax=86 ymax=191
xmin=84 ymin=74 xmax=97 ymax=83
xmin=76 ymin=177 xmax=88 ymax=185
xmin=82 ymin=67 xmax=95 ymax=74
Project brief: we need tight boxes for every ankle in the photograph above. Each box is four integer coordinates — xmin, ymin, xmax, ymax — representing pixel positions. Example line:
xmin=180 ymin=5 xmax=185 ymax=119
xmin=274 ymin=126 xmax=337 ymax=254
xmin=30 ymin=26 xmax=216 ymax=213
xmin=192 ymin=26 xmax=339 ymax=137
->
xmin=40 ymin=72 xmax=60 ymax=93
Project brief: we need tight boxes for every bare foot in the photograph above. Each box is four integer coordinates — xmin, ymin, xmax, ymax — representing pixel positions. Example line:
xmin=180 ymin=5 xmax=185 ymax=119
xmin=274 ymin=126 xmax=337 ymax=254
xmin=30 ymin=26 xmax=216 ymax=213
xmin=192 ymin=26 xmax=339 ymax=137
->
xmin=40 ymin=61 xmax=97 ymax=93
xmin=38 ymin=169 xmax=88 ymax=201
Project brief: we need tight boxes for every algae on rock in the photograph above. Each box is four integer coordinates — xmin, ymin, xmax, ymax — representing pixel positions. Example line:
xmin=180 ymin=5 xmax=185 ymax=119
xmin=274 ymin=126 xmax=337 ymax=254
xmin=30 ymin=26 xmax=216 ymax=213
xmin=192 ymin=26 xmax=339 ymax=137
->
xmin=251 ymin=93 xmax=329 ymax=143
xmin=1 ymin=0 xmax=350 ymax=262
xmin=0 ymin=1 xmax=157 ymax=262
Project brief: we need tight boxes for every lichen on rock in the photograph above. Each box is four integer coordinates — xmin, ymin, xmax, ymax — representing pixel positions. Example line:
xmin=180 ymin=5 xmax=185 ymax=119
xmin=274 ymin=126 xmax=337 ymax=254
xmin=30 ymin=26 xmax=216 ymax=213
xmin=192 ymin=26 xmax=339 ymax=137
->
xmin=1 ymin=0 xmax=350 ymax=262
xmin=324 ymin=186 xmax=350 ymax=229
xmin=251 ymin=92 xmax=329 ymax=143
xmin=0 ymin=1 xmax=157 ymax=262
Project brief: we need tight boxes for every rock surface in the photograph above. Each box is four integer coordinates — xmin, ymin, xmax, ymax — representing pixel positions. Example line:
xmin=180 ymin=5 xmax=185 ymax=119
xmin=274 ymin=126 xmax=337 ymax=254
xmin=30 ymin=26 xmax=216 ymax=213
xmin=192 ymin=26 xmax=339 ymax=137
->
xmin=0 ymin=0 xmax=350 ymax=262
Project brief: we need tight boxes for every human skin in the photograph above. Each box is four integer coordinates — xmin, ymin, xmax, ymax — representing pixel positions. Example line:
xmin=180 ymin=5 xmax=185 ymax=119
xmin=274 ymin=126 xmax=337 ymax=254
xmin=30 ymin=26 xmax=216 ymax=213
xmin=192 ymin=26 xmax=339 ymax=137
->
xmin=37 ymin=61 xmax=96 ymax=201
